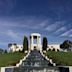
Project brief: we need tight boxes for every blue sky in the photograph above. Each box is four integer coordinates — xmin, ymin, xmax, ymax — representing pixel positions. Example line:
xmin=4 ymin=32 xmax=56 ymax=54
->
xmin=0 ymin=0 xmax=72 ymax=49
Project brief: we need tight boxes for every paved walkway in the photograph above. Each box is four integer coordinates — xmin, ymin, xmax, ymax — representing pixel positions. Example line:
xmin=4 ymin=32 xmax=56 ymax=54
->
xmin=20 ymin=49 xmax=53 ymax=67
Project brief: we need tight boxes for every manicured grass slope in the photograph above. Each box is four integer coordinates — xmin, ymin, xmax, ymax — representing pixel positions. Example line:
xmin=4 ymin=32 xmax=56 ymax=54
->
xmin=46 ymin=51 xmax=72 ymax=66
xmin=0 ymin=52 xmax=25 ymax=67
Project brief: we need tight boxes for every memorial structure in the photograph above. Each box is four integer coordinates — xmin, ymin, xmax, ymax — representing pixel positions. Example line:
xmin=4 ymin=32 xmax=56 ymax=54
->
xmin=8 ymin=33 xmax=60 ymax=52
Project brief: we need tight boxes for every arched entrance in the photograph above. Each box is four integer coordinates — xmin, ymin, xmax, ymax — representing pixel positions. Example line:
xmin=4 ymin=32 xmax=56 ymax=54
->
xmin=30 ymin=33 xmax=42 ymax=51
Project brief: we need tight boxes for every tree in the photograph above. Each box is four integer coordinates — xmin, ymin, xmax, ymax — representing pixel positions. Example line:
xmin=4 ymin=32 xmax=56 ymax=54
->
xmin=13 ymin=43 xmax=17 ymax=46
xmin=60 ymin=40 xmax=72 ymax=50
xmin=23 ymin=36 xmax=28 ymax=52
xmin=0 ymin=48 xmax=4 ymax=54
xmin=8 ymin=43 xmax=12 ymax=48
xmin=4 ymin=49 xmax=7 ymax=53
xmin=42 ymin=37 xmax=48 ymax=50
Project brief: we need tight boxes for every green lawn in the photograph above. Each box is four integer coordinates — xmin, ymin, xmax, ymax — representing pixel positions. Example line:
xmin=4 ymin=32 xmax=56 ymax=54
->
xmin=45 ymin=51 xmax=72 ymax=66
xmin=0 ymin=52 xmax=26 ymax=67
xmin=1 ymin=51 xmax=72 ymax=67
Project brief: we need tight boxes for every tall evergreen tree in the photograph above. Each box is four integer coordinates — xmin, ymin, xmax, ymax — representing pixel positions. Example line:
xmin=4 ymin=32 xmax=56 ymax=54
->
xmin=42 ymin=37 xmax=48 ymax=50
xmin=23 ymin=36 xmax=28 ymax=52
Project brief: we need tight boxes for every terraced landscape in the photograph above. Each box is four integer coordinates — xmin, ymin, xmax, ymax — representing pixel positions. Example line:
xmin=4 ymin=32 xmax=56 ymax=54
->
xmin=0 ymin=52 xmax=26 ymax=67
xmin=45 ymin=51 xmax=72 ymax=66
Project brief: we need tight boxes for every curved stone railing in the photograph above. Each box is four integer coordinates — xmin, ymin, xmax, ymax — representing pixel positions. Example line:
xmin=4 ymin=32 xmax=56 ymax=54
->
xmin=16 ymin=50 xmax=31 ymax=67
xmin=40 ymin=50 xmax=56 ymax=66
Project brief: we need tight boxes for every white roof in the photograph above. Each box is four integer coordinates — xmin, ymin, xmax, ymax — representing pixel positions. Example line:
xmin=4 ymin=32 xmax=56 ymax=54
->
xmin=48 ymin=44 xmax=60 ymax=46
xmin=30 ymin=33 xmax=41 ymax=36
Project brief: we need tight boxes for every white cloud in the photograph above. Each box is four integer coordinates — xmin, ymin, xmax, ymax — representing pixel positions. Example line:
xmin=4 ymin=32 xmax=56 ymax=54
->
xmin=0 ymin=0 xmax=16 ymax=14
xmin=0 ymin=21 xmax=27 ymax=28
xmin=45 ymin=24 xmax=58 ymax=31
xmin=69 ymin=34 xmax=72 ymax=37
xmin=7 ymin=30 xmax=19 ymax=39
xmin=27 ymin=20 xmax=48 ymax=29
xmin=0 ymin=17 xmax=48 ymax=30
xmin=60 ymin=29 xmax=72 ymax=37
xmin=39 ymin=20 xmax=48 ymax=27
xmin=0 ymin=16 xmax=36 ymax=29
xmin=0 ymin=17 xmax=66 ymax=32
xmin=54 ymin=26 xmax=67 ymax=33
xmin=45 ymin=21 xmax=66 ymax=32
xmin=0 ymin=42 xmax=8 ymax=45
xmin=0 ymin=16 xmax=71 ymax=39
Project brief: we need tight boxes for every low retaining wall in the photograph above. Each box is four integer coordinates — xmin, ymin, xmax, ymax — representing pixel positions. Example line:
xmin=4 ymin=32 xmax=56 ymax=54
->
xmin=0 ymin=50 xmax=31 ymax=72
xmin=0 ymin=50 xmax=72 ymax=72
xmin=40 ymin=50 xmax=56 ymax=66
xmin=0 ymin=66 xmax=16 ymax=72
xmin=16 ymin=50 xmax=30 ymax=67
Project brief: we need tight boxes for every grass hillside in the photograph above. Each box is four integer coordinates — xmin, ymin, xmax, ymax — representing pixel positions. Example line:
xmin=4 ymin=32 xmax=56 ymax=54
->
xmin=45 ymin=51 xmax=72 ymax=66
xmin=0 ymin=52 xmax=26 ymax=67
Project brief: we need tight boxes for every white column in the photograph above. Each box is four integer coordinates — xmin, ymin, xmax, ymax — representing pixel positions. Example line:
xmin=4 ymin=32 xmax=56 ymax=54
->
xmin=38 ymin=37 xmax=39 ymax=51
xmin=32 ymin=36 xmax=33 ymax=45
xmin=40 ymin=36 xmax=41 ymax=45
xmin=69 ymin=66 xmax=72 ymax=72
xmin=39 ymin=36 xmax=40 ymax=50
xmin=37 ymin=36 xmax=41 ymax=50
xmin=38 ymin=36 xmax=40 ymax=44
xmin=30 ymin=37 xmax=31 ymax=50
xmin=1 ymin=67 xmax=5 ymax=72
xmin=32 ymin=36 xmax=34 ymax=50
xmin=39 ymin=36 xmax=42 ymax=51
xmin=30 ymin=36 xmax=33 ymax=50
